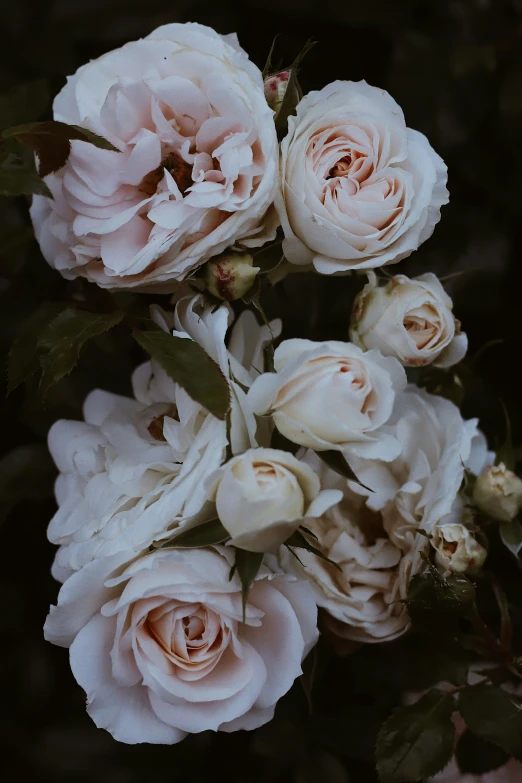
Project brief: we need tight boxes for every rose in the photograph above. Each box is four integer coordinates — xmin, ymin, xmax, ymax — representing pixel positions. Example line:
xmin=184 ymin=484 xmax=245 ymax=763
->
xmin=30 ymin=23 xmax=278 ymax=290
xmin=44 ymin=546 xmax=318 ymax=744
xmin=280 ymin=454 xmax=410 ymax=643
xmin=350 ymin=272 xmax=467 ymax=368
xmin=429 ymin=757 xmax=522 ymax=782
xmin=473 ymin=463 xmax=522 ymax=522
xmin=276 ymin=80 xmax=448 ymax=274
xmin=431 ymin=522 xmax=487 ymax=573
xmin=48 ymin=295 xmax=280 ymax=582
xmin=207 ymin=448 xmax=342 ymax=551
xmin=349 ymin=387 xmax=494 ymax=562
xmin=248 ymin=338 xmax=406 ymax=461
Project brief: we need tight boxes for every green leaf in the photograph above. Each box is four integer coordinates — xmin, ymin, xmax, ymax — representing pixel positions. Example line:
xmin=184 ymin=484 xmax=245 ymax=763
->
xmin=160 ymin=518 xmax=229 ymax=549
xmin=405 ymin=564 xmax=476 ymax=631
xmin=38 ymin=307 xmax=124 ymax=395
xmin=7 ymin=302 xmax=64 ymax=393
xmin=0 ymin=79 xmax=50 ymax=129
xmin=0 ymin=166 xmax=52 ymax=198
xmin=458 ymin=684 xmax=522 ymax=760
xmin=133 ymin=328 xmax=230 ymax=420
xmin=234 ymin=549 xmax=263 ymax=620
xmin=456 ymin=729 xmax=510 ymax=775
xmin=286 ymin=529 xmax=342 ymax=572
xmin=376 ymin=689 xmax=457 ymax=783
xmin=317 ymin=449 xmax=370 ymax=491
xmin=2 ymin=121 xmax=119 ymax=178
xmin=0 ymin=444 xmax=56 ymax=522
xmin=273 ymin=40 xmax=316 ymax=137
xmin=500 ymin=520 xmax=522 ymax=561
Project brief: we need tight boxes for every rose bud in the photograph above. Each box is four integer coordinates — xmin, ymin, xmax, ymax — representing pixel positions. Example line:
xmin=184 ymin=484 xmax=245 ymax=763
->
xmin=206 ymin=447 xmax=341 ymax=552
xmin=204 ymin=251 xmax=260 ymax=301
xmin=431 ymin=522 xmax=487 ymax=573
xmin=473 ymin=462 xmax=522 ymax=522
xmin=350 ymin=272 xmax=467 ymax=368
xmin=264 ymin=70 xmax=290 ymax=115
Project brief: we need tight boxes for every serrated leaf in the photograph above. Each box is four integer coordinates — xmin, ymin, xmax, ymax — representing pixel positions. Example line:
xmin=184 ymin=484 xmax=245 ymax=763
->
xmin=234 ymin=548 xmax=263 ymax=621
xmin=38 ymin=307 xmax=124 ymax=395
xmin=459 ymin=684 xmax=522 ymax=760
xmin=160 ymin=518 xmax=229 ymax=549
xmin=7 ymin=302 xmax=64 ymax=393
xmin=133 ymin=328 xmax=230 ymax=420
xmin=2 ymin=121 xmax=119 ymax=178
xmin=0 ymin=79 xmax=50 ymax=130
xmin=456 ymin=729 xmax=510 ymax=775
xmin=0 ymin=166 xmax=52 ymax=197
xmin=376 ymin=689 xmax=457 ymax=783
xmin=500 ymin=520 xmax=522 ymax=561
xmin=286 ymin=530 xmax=342 ymax=572
xmin=0 ymin=444 xmax=56 ymax=522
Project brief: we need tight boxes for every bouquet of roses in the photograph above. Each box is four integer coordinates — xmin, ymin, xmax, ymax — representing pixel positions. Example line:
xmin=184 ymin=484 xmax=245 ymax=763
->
xmin=3 ymin=21 xmax=522 ymax=783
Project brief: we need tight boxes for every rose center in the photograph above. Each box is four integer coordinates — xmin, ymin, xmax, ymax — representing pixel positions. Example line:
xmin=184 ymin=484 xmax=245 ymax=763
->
xmin=139 ymin=152 xmax=193 ymax=196
xmin=147 ymin=405 xmax=180 ymax=441
xmin=328 ymin=155 xmax=352 ymax=179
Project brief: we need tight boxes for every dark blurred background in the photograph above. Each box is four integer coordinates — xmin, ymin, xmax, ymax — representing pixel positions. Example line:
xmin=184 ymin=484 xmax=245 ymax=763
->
xmin=1 ymin=1 xmax=522 ymax=781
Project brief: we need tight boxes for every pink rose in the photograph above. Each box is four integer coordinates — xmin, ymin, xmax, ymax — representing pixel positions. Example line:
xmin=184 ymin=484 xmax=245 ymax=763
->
xmin=30 ymin=23 xmax=278 ymax=290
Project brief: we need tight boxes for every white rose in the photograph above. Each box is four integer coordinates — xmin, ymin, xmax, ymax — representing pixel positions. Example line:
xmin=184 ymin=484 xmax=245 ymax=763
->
xmin=30 ymin=23 xmax=278 ymax=290
xmin=248 ymin=338 xmax=406 ymax=461
xmin=44 ymin=546 xmax=318 ymax=744
xmin=431 ymin=522 xmax=487 ymax=573
xmin=350 ymin=272 xmax=467 ymax=368
xmin=48 ymin=295 xmax=280 ymax=581
xmin=276 ymin=80 xmax=448 ymax=274
xmin=207 ymin=448 xmax=342 ymax=552
xmin=473 ymin=463 xmax=522 ymax=522
xmin=349 ymin=387 xmax=494 ymax=562
xmin=281 ymin=455 xmax=410 ymax=643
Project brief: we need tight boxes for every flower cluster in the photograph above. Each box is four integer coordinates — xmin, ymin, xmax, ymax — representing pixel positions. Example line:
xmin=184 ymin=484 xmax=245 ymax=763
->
xmin=29 ymin=20 xmax=522 ymax=779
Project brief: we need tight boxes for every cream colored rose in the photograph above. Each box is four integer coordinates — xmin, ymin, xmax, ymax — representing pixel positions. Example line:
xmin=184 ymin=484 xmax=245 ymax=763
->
xmin=247 ymin=339 xmax=406 ymax=461
xmin=207 ymin=448 xmax=341 ymax=552
xmin=350 ymin=272 xmax=467 ymax=368
xmin=30 ymin=23 xmax=278 ymax=290
xmin=44 ymin=547 xmax=318 ymax=744
xmin=473 ymin=463 xmax=522 ymax=522
xmin=431 ymin=522 xmax=487 ymax=573
xmin=279 ymin=453 xmax=413 ymax=642
xmin=276 ymin=80 xmax=448 ymax=274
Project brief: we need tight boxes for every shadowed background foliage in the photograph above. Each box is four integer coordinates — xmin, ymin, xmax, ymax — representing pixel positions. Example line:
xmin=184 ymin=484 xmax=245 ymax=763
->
xmin=1 ymin=1 xmax=522 ymax=781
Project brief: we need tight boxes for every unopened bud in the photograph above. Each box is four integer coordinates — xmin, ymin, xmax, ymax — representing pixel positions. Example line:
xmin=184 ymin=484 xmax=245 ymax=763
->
xmin=473 ymin=463 xmax=522 ymax=522
xmin=432 ymin=523 xmax=487 ymax=573
xmin=205 ymin=252 xmax=260 ymax=302
xmin=264 ymin=70 xmax=290 ymax=114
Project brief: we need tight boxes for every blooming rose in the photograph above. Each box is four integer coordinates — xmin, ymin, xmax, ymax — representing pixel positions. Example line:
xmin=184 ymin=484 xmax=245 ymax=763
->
xmin=30 ymin=23 xmax=278 ymax=290
xmin=44 ymin=546 xmax=318 ymax=744
xmin=350 ymin=272 xmax=467 ymax=368
xmin=431 ymin=520 xmax=487 ymax=573
xmin=247 ymin=339 xmax=406 ymax=460
xmin=48 ymin=295 xmax=279 ymax=582
xmin=281 ymin=454 xmax=410 ymax=642
xmin=473 ymin=463 xmax=522 ymax=522
xmin=276 ymin=80 xmax=448 ymax=274
xmin=207 ymin=448 xmax=342 ymax=551
xmin=349 ymin=387 xmax=493 ymax=566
